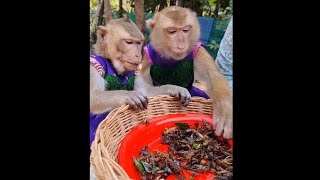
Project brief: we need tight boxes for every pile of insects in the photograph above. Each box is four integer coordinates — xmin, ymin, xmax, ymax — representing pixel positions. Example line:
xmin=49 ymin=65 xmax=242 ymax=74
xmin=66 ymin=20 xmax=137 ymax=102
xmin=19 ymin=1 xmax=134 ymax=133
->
xmin=133 ymin=120 xmax=233 ymax=180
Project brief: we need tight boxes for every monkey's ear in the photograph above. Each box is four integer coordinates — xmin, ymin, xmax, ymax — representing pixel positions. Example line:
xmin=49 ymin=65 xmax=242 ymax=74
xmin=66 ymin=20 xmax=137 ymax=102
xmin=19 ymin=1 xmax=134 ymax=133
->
xmin=188 ymin=9 xmax=197 ymax=17
xmin=192 ymin=12 xmax=197 ymax=16
xmin=97 ymin=26 xmax=108 ymax=38
xmin=122 ymin=14 xmax=131 ymax=22
xmin=146 ymin=19 xmax=155 ymax=30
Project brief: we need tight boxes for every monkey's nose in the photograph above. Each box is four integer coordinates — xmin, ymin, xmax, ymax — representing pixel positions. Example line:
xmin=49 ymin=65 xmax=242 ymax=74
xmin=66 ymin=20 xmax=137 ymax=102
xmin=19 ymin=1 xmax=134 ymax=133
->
xmin=177 ymin=42 xmax=185 ymax=50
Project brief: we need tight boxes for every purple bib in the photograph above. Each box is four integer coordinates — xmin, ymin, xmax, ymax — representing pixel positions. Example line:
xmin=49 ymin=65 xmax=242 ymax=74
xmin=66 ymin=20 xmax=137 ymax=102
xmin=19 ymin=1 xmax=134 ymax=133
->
xmin=89 ymin=55 xmax=135 ymax=147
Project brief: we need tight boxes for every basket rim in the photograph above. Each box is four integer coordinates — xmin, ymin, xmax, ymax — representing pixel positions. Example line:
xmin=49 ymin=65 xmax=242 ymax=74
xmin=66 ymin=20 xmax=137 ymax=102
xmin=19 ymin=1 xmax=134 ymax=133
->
xmin=90 ymin=95 xmax=214 ymax=180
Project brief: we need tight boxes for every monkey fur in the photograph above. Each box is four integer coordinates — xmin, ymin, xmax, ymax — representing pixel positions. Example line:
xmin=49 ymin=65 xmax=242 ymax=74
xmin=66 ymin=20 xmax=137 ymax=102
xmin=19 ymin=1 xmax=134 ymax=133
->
xmin=90 ymin=15 xmax=147 ymax=145
xmin=134 ymin=6 xmax=232 ymax=139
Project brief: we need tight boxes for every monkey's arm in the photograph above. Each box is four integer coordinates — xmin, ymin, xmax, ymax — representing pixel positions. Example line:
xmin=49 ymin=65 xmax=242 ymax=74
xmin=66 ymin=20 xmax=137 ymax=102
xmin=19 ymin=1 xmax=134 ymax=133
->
xmin=194 ymin=47 xmax=232 ymax=139
xmin=134 ymin=57 xmax=191 ymax=106
xmin=90 ymin=65 xmax=147 ymax=114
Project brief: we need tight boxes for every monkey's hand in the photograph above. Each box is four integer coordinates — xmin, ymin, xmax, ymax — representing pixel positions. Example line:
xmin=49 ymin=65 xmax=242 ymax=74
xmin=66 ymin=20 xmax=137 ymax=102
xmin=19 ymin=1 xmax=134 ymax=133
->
xmin=125 ymin=91 xmax=148 ymax=109
xmin=162 ymin=85 xmax=191 ymax=107
xmin=213 ymin=98 xmax=233 ymax=139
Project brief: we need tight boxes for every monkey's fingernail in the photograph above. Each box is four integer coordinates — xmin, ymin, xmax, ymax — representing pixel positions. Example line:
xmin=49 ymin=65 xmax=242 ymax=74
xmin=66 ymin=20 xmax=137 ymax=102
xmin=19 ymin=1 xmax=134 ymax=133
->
xmin=183 ymin=102 xmax=188 ymax=107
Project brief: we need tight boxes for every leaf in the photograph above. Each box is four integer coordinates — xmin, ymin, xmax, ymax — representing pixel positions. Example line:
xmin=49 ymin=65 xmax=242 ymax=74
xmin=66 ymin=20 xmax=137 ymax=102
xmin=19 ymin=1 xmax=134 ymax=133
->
xmin=133 ymin=156 xmax=146 ymax=175
xmin=141 ymin=160 xmax=153 ymax=173
xmin=192 ymin=143 xmax=201 ymax=149
xmin=153 ymin=166 xmax=160 ymax=172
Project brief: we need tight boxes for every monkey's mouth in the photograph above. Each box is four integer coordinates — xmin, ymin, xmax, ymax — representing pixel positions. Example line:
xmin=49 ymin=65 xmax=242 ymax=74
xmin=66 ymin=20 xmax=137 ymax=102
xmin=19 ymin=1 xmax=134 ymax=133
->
xmin=172 ymin=50 xmax=188 ymax=59
xmin=123 ymin=61 xmax=140 ymax=68
xmin=172 ymin=48 xmax=188 ymax=55
xmin=124 ymin=61 xmax=139 ymax=66
xmin=172 ymin=49 xmax=185 ymax=54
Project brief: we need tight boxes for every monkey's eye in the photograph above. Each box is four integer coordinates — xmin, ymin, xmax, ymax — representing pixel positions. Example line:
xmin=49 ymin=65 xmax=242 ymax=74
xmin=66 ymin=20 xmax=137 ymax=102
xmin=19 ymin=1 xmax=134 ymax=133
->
xmin=125 ymin=40 xmax=133 ymax=44
xmin=136 ymin=41 xmax=141 ymax=45
xmin=183 ymin=26 xmax=191 ymax=33
xmin=183 ymin=29 xmax=189 ymax=33
xmin=167 ymin=28 xmax=177 ymax=34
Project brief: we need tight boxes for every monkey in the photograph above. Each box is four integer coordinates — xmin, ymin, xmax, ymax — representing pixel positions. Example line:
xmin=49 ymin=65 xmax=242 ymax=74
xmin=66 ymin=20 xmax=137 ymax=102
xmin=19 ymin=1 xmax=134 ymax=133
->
xmin=90 ymin=15 xmax=148 ymax=146
xmin=134 ymin=6 xmax=233 ymax=139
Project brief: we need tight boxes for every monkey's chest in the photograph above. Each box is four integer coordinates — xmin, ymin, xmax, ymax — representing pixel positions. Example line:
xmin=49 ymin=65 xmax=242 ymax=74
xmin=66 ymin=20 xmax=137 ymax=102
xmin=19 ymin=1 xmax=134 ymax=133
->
xmin=105 ymin=74 xmax=135 ymax=91
xmin=150 ymin=61 xmax=194 ymax=88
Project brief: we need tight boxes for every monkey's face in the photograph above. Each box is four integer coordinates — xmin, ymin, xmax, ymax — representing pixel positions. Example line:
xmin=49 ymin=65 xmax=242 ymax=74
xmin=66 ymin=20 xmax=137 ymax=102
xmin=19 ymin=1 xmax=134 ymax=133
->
xmin=117 ymin=38 xmax=144 ymax=71
xmin=105 ymin=35 xmax=143 ymax=73
xmin=164 ymin=25 xmax=192 ymax=60
xmin=99 ymin=20 xmax=144 ymax=75
xmin=148 ymin=7 xmax=200 ymax=61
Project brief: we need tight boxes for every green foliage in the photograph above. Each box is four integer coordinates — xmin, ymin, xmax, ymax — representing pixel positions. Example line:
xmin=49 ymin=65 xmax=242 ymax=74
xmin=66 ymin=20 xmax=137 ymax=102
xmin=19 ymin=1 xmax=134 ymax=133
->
xmin=208 ymin=40 xmax=220 ymax=50
xmin=217 ymin=0 xmax=232 ymax=20
xmin=209 ymin=0 xmax=217 ymax=6
xmin=90 ymin=0 xmax=99 ymax=8
xmin=128 ymin=0 xmax=160 ymax=13
xmin=90 ymin=0 xmax=233 ymax=57
xmin=206 ymin=18 xmax=231 ymax=58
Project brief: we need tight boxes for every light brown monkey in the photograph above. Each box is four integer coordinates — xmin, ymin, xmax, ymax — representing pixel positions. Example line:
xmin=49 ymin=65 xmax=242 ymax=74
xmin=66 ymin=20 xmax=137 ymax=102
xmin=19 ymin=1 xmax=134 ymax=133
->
xmin=134 ymin=6 xmax=232 ymax=139
xmin=90 ymin=15 xmax=147 ymax=145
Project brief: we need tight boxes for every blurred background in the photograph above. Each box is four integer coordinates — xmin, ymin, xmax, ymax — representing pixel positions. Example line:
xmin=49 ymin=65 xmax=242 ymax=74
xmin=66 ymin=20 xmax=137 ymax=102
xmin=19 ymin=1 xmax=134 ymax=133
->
xmin=90 ymin=0 xmax=233 ymax=59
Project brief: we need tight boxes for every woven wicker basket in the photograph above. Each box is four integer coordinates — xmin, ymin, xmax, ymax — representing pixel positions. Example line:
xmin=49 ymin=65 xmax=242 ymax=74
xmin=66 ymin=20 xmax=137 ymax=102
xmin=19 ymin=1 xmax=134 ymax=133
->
xmin=90 ymin=95 xmax=213 ymax=180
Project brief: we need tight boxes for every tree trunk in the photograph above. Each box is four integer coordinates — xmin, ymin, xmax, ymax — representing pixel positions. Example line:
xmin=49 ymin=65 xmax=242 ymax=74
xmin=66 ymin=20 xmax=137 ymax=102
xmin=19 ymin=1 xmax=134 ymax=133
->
xmin=104 ymin=0 xmax=112 ymax=23
xmin=190 ymin=0 xmax=195 ymax=10
xmin=213 ymin=0 xmax=221 ymax=18
xmin=91 ymin=0 xmax=105 ymax=45
xmin=119 ymin=0 xmax=123 ymax=18
xmin=97 ymin=0 xmax=105 ymax=25
xmin=159 ymin=0 xmax=166 ymax=11
xmin=135 ymin=0 xmax=145 ymax=36
xmin=177 ymin=0 xmax=182 ymax=6
xmin=195 ymin=1 xmax=202 ymax=16
xmin=170 ymin=0 xmax=176 ymax=6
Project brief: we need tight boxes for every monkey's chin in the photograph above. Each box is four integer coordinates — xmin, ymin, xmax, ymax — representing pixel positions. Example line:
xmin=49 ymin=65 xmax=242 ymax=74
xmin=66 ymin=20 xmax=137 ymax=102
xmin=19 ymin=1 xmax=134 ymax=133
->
xmin=171 ymin=52 xmax=188 ymax=60
xmin=124 ymin=63 xmax=139 ymax=71
xmin=169 ymin=49 xmax=189 ymax=60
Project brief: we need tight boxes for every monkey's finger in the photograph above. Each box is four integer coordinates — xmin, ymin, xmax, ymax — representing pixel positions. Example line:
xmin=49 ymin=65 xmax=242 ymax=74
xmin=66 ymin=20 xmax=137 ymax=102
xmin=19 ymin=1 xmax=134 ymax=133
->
xmin=169 ymin=91 xmax=180 ymax=99
xmin=137 ymin=93 xmax=148 ymax=109
xmin=181 ymin=91 xmax=191 ymax=107
xmin=214 ymin=118 xmax=225 ymax=137
xmin=131 ymin=96 xmax=145 ymax=109
xmin=142 ymin=99 xmax=148 ymax=109
xmin=126 ymin=98 xmax=138 ymax=109
xmin=181 ymin=96 xmax=189 ymax=107
xmin=177 ymin=90 xmax=188 ymax=106
xmin=222 ymin=118 xmax=233 ymax=139
xmin=144 ymin=95 xmax=149 ymax=103
xmin=135 ymin=99 xmax=144 ymax=109
xmin=223 ymin=127 xmax=233 ymax=139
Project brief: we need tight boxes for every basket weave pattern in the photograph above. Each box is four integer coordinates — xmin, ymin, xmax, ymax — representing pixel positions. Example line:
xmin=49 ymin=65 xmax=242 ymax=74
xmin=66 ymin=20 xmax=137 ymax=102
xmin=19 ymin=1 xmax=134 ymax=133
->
xmin=90 ymin=95 xmax=213 ymax=180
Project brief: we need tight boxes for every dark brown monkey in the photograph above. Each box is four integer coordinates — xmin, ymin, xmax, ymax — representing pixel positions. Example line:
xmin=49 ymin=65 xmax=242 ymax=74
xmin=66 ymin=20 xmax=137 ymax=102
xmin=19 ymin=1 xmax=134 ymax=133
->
xmin=134 ymin=6 xmax=232 ymax=139
xmin=90 ymin=15 xmax=147 ymax=145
